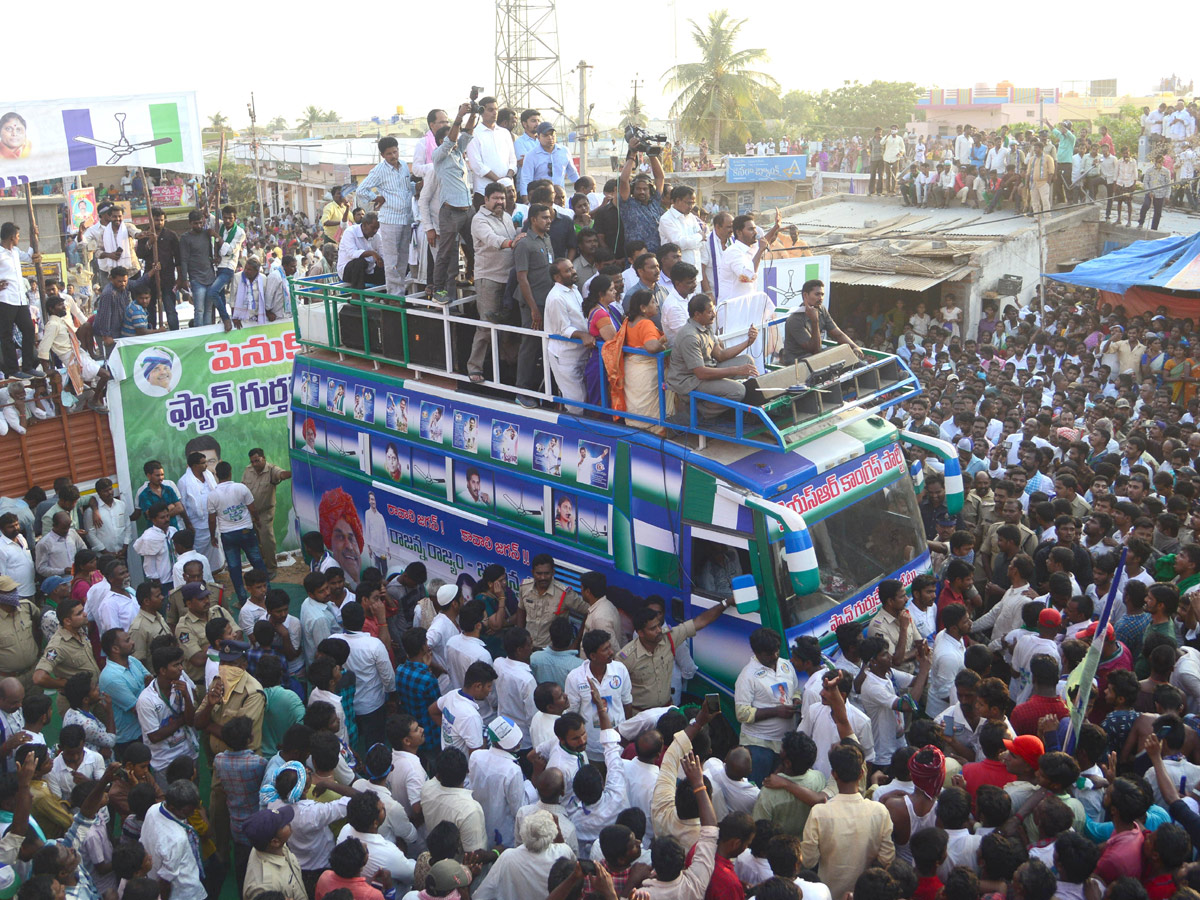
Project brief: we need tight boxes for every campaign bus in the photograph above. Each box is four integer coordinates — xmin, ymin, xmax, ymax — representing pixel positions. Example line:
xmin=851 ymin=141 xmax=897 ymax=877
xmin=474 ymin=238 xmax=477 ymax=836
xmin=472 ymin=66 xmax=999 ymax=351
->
xmin=285 ymin=276 xmax=964 ymax=695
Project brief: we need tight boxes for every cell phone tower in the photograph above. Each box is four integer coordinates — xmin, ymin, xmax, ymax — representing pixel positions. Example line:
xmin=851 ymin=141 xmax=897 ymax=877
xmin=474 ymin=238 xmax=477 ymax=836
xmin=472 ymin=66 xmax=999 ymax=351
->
xmin=494 ymin=0 xmax=566 ymax=125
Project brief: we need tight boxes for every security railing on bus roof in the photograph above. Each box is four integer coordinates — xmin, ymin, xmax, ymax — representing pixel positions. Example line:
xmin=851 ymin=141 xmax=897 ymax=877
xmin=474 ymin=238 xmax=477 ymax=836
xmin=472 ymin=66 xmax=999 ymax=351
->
xmin=288 ymin=274 xmax=923 ymax=453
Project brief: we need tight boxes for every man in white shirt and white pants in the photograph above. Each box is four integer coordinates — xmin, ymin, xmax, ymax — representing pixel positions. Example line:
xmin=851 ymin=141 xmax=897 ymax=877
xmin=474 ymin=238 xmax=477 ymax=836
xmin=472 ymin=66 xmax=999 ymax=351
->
xmin=544 ymin=259 xmax=594 ymax=405
xmin=658 ymin=186 xmax=708 ymax=292
xmin=465 ymin=96 xmax=517 ymax=206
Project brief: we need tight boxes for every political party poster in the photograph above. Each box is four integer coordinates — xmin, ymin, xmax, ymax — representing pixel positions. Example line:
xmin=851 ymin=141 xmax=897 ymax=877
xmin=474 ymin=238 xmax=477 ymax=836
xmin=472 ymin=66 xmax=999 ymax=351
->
xmin=68 ymin=187 xmax=97 ymax=229
xmin=106 ymin=321 xmax=300 ymax=560
xmin=0 ymin=92 xmax=205 ymax=185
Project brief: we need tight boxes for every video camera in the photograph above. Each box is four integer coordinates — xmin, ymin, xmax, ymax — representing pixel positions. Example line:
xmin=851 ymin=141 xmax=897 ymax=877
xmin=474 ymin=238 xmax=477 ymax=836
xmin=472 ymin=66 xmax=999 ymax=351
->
xmin=469 ymin=86 xmax=486 ymax=116
xmin=625 ymin=124 xmax=667 ymax=157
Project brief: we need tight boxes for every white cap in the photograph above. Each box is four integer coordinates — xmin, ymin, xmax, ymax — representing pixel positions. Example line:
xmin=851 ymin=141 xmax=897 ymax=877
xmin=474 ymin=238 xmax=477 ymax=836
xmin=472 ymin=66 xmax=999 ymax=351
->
xmin=435 ymin=584 xmax=459 ymax=608
xmin=487 ymin=716 xmax=523 ymax=751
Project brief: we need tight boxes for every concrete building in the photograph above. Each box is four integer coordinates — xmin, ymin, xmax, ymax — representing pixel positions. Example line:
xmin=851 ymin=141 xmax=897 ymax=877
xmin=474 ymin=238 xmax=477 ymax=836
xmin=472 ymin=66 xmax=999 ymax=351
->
xmin=779 ymin=193 xmax=1194 ymax=343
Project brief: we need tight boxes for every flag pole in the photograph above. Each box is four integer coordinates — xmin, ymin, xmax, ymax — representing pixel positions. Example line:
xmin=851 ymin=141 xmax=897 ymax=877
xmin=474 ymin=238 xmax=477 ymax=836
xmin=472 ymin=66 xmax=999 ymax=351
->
xmin=22 ymin=185 xmax=48 ymax=327
xmin=1063 ymin=546 xmax=1127 ymax=753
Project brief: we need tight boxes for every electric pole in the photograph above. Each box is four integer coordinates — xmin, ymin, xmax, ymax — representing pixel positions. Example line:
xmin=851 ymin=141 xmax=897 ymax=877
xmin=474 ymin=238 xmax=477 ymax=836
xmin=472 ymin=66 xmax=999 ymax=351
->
xmin=577 ymin=60 xmax=592 ymax=176
xmin=247 ymin=93 xmax=266 ymax=221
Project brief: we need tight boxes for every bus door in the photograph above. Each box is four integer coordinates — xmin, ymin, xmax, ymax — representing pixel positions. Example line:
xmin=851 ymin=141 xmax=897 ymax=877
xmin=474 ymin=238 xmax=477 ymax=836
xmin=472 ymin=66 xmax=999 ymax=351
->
xmin=683 ymin=522 xmax=770 ymax=694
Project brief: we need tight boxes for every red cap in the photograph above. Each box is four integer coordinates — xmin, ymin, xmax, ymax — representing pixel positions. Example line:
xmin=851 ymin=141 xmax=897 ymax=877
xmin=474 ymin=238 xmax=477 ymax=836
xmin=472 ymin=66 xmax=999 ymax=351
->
xmin=1003 ymin=734 xmax=1045 ymax=771
xmin=1080 ymin=621 xmax=1115 ymax=642
xmin=1038 ymin=608 xmax=1062 ymax=628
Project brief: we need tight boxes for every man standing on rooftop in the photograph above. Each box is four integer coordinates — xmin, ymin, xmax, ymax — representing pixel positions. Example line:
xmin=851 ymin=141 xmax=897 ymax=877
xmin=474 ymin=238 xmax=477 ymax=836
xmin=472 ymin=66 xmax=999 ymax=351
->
xmin=355 ymin=137 xmax=415 ymax=296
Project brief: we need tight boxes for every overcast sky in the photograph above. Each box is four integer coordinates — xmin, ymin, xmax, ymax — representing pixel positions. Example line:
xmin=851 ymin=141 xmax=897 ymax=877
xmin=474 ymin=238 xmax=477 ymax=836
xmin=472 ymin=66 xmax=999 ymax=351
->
xmin=8 ymin=2 xmax=1189 ymax=130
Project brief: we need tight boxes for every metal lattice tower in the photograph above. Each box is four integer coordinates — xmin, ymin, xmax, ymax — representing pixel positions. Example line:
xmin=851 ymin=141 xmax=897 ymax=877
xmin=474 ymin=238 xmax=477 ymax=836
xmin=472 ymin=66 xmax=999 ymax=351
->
xmin=494 ymin=0 xmax=566 ymax=124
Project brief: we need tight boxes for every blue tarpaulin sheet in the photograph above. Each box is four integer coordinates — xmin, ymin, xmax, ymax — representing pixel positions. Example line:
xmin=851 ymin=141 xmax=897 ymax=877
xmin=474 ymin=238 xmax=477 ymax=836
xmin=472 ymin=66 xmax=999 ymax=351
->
xmin=1046 ymin=231 xmax=1200 ymax=294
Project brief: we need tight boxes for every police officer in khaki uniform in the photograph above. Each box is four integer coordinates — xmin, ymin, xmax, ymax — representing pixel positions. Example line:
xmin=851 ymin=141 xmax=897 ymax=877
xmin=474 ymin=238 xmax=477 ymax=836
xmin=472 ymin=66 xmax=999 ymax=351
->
xmin=174 ymin=583 xmax=242 ymax=684
xmin=128 ymin=583 xmax=172 ymax=668
xmin=515 ymin=554 xmax=589 ymax=649
xmin=33 ymin=596 xmax=100 ymax=715
xmin=195 ymin=639 xmax=266 ymax=865
xmin=0 ymin=575 xmax=41 ymax=693
xmin=166 ymin=558 xmax=226 ymax=631
xmin=617 ymin=597 xmax=733 ymax=713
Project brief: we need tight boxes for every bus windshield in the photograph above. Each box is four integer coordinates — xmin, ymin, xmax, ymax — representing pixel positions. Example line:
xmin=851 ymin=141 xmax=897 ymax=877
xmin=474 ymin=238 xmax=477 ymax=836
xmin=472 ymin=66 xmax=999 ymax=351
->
xmin=775 ymin=476 xmax=926 ymax=629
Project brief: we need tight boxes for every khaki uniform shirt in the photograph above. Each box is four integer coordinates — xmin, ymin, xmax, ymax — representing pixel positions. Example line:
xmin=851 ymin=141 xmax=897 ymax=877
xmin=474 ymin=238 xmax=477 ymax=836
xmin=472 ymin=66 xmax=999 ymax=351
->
xmin=0 ymin=601 xmax=39 ymax=675
xmin=867 ymin=607 xmax=914 ymax=674
xmin=175 ymin=606 xmax=240 ymax=683
xmin=199 ymin=669 xmax=266 ymax=753
xmin=617 ymin=619 xmax=699 ymax=712
xmin=242 ymin=463 xmax=287 ymax=516
xmin=166 ymin=581 xmax=225 ymax=630
xmin=579 ymin=596 xmax=625 ymax=658
xmin=128 ymin=608 xmax=172 ymax=668
xmin=1068 ymin=494 xmax=1093 ymax=519
xmin=245 ymin=846 xmax=305 ymax=900
xmin=518 ymin=578 xmax=587 ymax=649
xmin=35 ymin=627 xmax=99 ymax=683
xmin=980 ymin=521 xmax=1038 ymax=565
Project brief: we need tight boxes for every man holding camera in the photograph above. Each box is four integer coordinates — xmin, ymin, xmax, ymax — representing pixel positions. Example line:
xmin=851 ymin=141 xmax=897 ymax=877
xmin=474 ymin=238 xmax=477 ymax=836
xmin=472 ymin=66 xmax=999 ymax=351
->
xmin=517 ymin=122 xmax=578 ymax=203
xmin=429 ymin=102 xmax=477 ymax=301
xmin=618 ymin=133 xmax=666 ymax=255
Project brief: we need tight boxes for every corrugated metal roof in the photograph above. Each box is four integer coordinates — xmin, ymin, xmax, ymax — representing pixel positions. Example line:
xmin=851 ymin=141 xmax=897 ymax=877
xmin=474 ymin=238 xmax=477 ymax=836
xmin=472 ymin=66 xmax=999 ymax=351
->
xmin=786 ymin=201 xmax=1035 ymax=238
xmin=830 ymin=265 xmax=971 ymax=291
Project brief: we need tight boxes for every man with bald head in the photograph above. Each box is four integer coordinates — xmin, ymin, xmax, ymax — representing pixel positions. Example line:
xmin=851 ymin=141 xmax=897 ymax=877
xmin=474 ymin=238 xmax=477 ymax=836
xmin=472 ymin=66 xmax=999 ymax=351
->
xmin=625 ymin=729 xmax=662 ymax=840
xmin=0 ymin=677 xmax=29 ymax=772
xmin=516 ymin=764 xmax=580 ymax=856
xmin=704 ymin=745 xmax=759 ymax=819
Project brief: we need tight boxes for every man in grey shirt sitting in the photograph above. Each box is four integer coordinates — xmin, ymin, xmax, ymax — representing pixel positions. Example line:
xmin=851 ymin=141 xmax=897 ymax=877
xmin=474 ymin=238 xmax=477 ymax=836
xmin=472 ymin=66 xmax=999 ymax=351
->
xmin=779 ymin=279 xmax=863 ymax=366
xmin=666 ymin=294 xmax=758 ymax=419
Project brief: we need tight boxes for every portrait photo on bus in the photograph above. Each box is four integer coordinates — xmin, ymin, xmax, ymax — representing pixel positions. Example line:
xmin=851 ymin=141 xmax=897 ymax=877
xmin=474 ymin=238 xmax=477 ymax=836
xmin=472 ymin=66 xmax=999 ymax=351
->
xmin=371 ymin=436 xmax=409 ymax=484
xmin=491 ymin=420 xmax=520 ymax=465
xmin=385 ymin=392 xmax=409 ymax=433
xmin=420 ymin=401 xmax=446 ymax=445
xmin=533 ymin=431 xmax=564 ymax=477
xmin=455 ymin=464 xmax=493 ymax=510
xmin=452 ymin=411 xmax=479 ymax=453
xmin=294 ymin=415 xmax=325 ymax=455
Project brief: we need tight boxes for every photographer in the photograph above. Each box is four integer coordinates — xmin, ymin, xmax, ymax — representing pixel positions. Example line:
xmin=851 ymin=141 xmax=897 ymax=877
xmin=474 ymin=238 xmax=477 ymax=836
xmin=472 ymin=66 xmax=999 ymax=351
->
xmin=517 ymin=122 xmax=579 ymax=203
xmin=618 ymin=131 xmax=666 ymax=255
xmin=429 ymin=101 xmax=477 ymax=301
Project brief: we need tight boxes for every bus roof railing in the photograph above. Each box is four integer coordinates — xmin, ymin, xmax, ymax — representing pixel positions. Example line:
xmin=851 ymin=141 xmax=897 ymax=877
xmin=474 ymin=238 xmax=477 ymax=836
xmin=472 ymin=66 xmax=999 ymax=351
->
xmin=288 ymin=275 xmax=922 ymax=454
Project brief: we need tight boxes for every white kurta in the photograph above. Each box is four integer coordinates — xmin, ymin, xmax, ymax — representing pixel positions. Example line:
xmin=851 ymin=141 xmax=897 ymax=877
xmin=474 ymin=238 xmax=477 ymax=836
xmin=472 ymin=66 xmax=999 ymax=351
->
xmin=177 ymin=468 xmax=223 ymax=573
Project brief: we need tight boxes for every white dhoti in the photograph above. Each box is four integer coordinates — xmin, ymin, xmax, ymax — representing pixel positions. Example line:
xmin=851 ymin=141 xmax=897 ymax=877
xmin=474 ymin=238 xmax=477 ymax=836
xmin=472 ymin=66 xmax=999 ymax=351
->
xmin=196 ymin=527 xmax=225 ymax=574
xmin=716 ymin=291 xmax=774 ymax=369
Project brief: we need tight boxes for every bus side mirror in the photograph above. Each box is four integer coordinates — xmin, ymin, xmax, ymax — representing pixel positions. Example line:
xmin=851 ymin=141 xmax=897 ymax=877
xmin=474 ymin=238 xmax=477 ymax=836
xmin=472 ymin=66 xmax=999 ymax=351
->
xmin=732 ymin=574 xmax=759 ymax=614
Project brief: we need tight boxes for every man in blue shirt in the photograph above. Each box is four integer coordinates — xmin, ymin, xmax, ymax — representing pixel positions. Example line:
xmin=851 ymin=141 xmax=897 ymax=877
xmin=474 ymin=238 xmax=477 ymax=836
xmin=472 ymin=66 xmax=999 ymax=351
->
xmin=430 ymin=102 xmax=477 ymax=301
xmin=355 ymin=137 xmax=415 ymax=296
xmin=514 ymin=109 xmax=542 ymax=175
xmin=97 ymin=626 xmax=152 ymax=755
xmin=517 ymin=122 xmax=579 ymax=201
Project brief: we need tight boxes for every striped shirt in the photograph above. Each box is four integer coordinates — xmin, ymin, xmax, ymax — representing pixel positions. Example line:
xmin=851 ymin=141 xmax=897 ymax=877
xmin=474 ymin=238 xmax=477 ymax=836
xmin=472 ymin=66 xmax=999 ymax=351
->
xmin=355 ymin=159 xmax=414 ymax=226
xmin=121 ymin=301 xmax=149 ymax=336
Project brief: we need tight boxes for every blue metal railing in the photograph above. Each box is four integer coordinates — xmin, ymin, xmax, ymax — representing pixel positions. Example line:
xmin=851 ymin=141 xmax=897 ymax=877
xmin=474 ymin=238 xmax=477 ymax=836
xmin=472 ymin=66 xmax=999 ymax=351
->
xmin=288 ymin=275 xmax=922 ymax=453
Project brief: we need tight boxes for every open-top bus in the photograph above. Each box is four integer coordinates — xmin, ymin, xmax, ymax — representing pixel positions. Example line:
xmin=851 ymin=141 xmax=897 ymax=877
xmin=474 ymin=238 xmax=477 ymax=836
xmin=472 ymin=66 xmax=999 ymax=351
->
xmin=285 ymin=276 xmax=963 ymax=694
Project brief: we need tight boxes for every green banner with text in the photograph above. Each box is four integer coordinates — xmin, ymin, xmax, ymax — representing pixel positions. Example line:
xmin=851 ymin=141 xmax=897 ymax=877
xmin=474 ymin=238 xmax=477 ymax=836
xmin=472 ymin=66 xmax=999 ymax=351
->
xmin=108 ymin=321 xmax=299 ymax=551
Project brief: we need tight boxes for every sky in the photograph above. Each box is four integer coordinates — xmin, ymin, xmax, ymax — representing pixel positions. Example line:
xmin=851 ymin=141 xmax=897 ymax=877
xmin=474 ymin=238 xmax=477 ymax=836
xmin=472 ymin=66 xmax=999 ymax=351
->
xmin=7 ymin=2 xmax=1191 ymax=131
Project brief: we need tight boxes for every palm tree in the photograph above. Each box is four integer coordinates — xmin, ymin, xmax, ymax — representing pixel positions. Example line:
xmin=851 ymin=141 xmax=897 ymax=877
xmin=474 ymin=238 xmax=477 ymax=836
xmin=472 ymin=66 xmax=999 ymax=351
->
xmin=297 ymin=105 xmax=325 ymax=137
xmin=266 ymin=116 xmax=289 ymax=133
xmin=663 ymin=9 xmax=779 ymax=152
xmin=320 ymin=110 xmax=340 ymax=123
xmin=207 ymin=112 xmax=229 ymax=132
xmin=619 ymin=96 xmax=647 ymax=132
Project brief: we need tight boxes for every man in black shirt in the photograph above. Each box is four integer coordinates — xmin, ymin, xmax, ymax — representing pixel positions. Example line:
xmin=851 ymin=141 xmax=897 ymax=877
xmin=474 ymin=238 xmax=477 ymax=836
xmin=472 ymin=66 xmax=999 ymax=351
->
xmin=136 ymin=207 xmax=182 ymax=330
xmin=778 ymin=280 xmax=863 ymax=366
xmin=592 ymin=179 xmax=623 ymax=258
